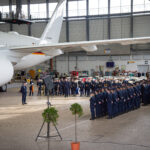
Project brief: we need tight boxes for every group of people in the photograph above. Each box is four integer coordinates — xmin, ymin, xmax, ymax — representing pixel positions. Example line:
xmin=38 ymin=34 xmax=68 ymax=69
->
xmin=90 ymin=83 xmax=142 ymax=120
xmin=36 ymin=78 xmax=124 ymax=97
xmin=89 ymin=79 xmax=150 ymax=120
xmin=20 ymin=77 xmax=150 ymax=120
xmin=36 ymin=78 xmax=79 ymax=97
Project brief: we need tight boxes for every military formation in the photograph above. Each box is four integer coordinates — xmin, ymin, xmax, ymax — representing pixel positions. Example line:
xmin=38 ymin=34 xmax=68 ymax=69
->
xmin=48 ymin=77 xmax=150 ymax=120
xmin=89 ymin=79 xmax=150 ymax=120
xmin=22 ymin=77 xmax=150 ymax=119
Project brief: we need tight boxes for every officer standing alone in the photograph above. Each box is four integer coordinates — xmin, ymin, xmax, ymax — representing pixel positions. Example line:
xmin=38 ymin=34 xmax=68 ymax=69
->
xmin=21 ymin=82 xmax=27 ymax=105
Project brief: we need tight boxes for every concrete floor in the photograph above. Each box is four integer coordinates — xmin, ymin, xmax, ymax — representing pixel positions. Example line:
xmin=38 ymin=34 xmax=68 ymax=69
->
xmin=0 ymin=88 xmax=150 ymax=150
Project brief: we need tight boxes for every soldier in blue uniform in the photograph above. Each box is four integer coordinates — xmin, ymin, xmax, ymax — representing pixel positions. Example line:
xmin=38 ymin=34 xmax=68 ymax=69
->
xmin=64 ymin=79 xmax=69 ymax=97
xmin=117 ymin=87 xmax=122 ymax=115
xmin=91 ymin=79 xmax=96 ymax=93
xmin=72 ymin=80 xmax=77 ymax=96
xmin=89 ymin=92 xmax=96 ymax=120
xmin=144 ymin=83 xmax=149 ymax=105
xmin=136 ymin=82 xmax=142 ymax=108
xmin=21 ymin=82 xmax=27 ymax=105
xmin=130 ymin=86 xmax=135 ymax=110
xmin=68 ymin=79 xmax=71 ymax=96
xmin=101 ymin=88 xmax=107 ymax=116
xmin=123 ymin=86 xmax=129 ymax=113
xmin=85 ymin=79 xmax=91 ymax=97
xmin=127 ymin=86 xmax=132 ymax=111
xmin=29 ymin=79 xmax=34 ymax=96
xmin=84 ymin=79 xmax=88 ymax=96
xmin=133 ymin=85 xmax=138 ymax=109
xmin=60 ymin=79 xmax=64 ymax=95
xmin=71 ymin=79 xmax=74 ymax=96
xmin=37 ymin=79 xmax=43 ymax=96
xmin=79 ymin=81 xmax=85 ymax=96
xmin=112 ymin=88 xmax=119 ymax=117
xmin=54 ymin=79 xmax=58 ymax=95
xmin=57 ymin=80 xmax=61 ymax=95
xmin=95 ymin=90 xmax=102 ymax=118
xmin=106 ymin=89 xmax=113 ymax=119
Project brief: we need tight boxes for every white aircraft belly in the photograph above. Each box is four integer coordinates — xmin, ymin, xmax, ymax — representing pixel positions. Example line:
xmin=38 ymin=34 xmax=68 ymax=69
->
xmin=14 ymin=54 xmax=51 ymax=70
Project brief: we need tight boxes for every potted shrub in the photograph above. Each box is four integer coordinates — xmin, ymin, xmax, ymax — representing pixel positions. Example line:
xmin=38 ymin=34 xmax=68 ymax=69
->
xmin=42 ymin=107 xmax=59 ymax=125
xmin=70 ymin=103 xmax=83 ymax=150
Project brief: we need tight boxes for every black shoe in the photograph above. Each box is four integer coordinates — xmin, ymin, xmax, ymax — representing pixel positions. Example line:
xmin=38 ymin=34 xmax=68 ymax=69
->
xmin=24 ymin=103 xmax=27 ymax=104
xmin=90 ymin=118 xmax=95 ymax=120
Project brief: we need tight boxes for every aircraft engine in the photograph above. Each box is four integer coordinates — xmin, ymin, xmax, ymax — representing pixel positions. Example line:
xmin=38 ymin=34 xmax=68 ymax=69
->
xmin=0 ymin=57 xmax=14 ymax=86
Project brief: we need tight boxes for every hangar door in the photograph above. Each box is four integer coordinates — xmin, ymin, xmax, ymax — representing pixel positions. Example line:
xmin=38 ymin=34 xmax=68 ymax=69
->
xmin=137 ymin=65 xmax=149 ymax=73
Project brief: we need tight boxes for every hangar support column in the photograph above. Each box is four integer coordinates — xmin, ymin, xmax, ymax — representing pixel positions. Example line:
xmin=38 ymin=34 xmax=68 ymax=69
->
xmin=66 ymin=0 xmax=70 ymax=73
xmin=9 ymin=0 xmax=13 ymax=31
xmin=86 ymin=0 xmax=89 ymax=41
xmin=108 ymin=0 xmax=111 ymax=39
xmin=46 ymin=0 xmax=49 ymax=20
xmin=66 ymin=0 xmax=69 ymax=42
xmin=16 ymin=0 xmax=22 ymax=18
xmin=27 ymin=0 xmax=31 ymax=36
xmin=130 ymin=0 xmax=133 ymax=38
xmin=130 ymin=0 xmax=134 ymax=52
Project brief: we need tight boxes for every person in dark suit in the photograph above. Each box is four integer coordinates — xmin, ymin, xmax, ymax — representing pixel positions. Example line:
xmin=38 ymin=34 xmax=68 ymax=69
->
xmin=89 ymin=92 xmax=96 ymax=120
xmin=79 ymin=81 xmax=85 ymax=96
xmin=85 ymin=79 xmax=91 ymax=97
xmin=29 ymin=79 xmax=34 ymax=96
xmin=70 ymin=79 xmax=74 ymax=96
xmin=72 ymin=80 xmax=77 ymax=96
xmin=21 ymin=82 xmax=27 ymax=105
xmin=64 ymin=79 xmax=69 ymax=97
xmin=95 ymin=90 xmax=103 ymax=118
xmin=37 ymin=79 xmax=42 ymax=96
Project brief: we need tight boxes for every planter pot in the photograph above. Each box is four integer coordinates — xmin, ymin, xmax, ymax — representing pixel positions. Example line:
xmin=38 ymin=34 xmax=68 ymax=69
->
xmin=71 ymin=142 xmax=80 ymax=150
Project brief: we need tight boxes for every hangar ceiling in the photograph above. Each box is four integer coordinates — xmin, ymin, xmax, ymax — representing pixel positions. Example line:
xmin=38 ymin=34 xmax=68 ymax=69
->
xmin=0 ymin=0 xmax=78 ymax=6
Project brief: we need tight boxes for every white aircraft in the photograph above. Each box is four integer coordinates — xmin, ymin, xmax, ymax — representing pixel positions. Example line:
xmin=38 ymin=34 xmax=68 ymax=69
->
xmin=1 ymin=0 xmax=150 ymax=91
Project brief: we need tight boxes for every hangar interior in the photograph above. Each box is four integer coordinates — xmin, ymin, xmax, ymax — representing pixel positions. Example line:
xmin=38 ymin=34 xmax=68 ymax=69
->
xmin=1 ymin=0 xmax=150 ymax=76
xmin=1 ymin=1 xmax=150 ymax=150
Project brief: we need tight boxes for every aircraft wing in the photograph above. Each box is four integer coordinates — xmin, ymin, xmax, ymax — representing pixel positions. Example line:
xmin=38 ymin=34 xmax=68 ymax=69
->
xmin=10 ymin=36 xmax=150 ymax=55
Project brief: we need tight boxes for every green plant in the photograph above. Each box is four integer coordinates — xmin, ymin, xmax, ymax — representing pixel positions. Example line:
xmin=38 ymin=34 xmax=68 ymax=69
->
xmin=42 ymin=107 xmax=59 ymax=125
xmin=70 ymin=103 xmax=83 ymax=142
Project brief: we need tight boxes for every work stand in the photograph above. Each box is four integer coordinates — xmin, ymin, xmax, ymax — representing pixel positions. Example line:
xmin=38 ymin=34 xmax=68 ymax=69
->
xmin=35 ymin=93 xmax=62 ymax=142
